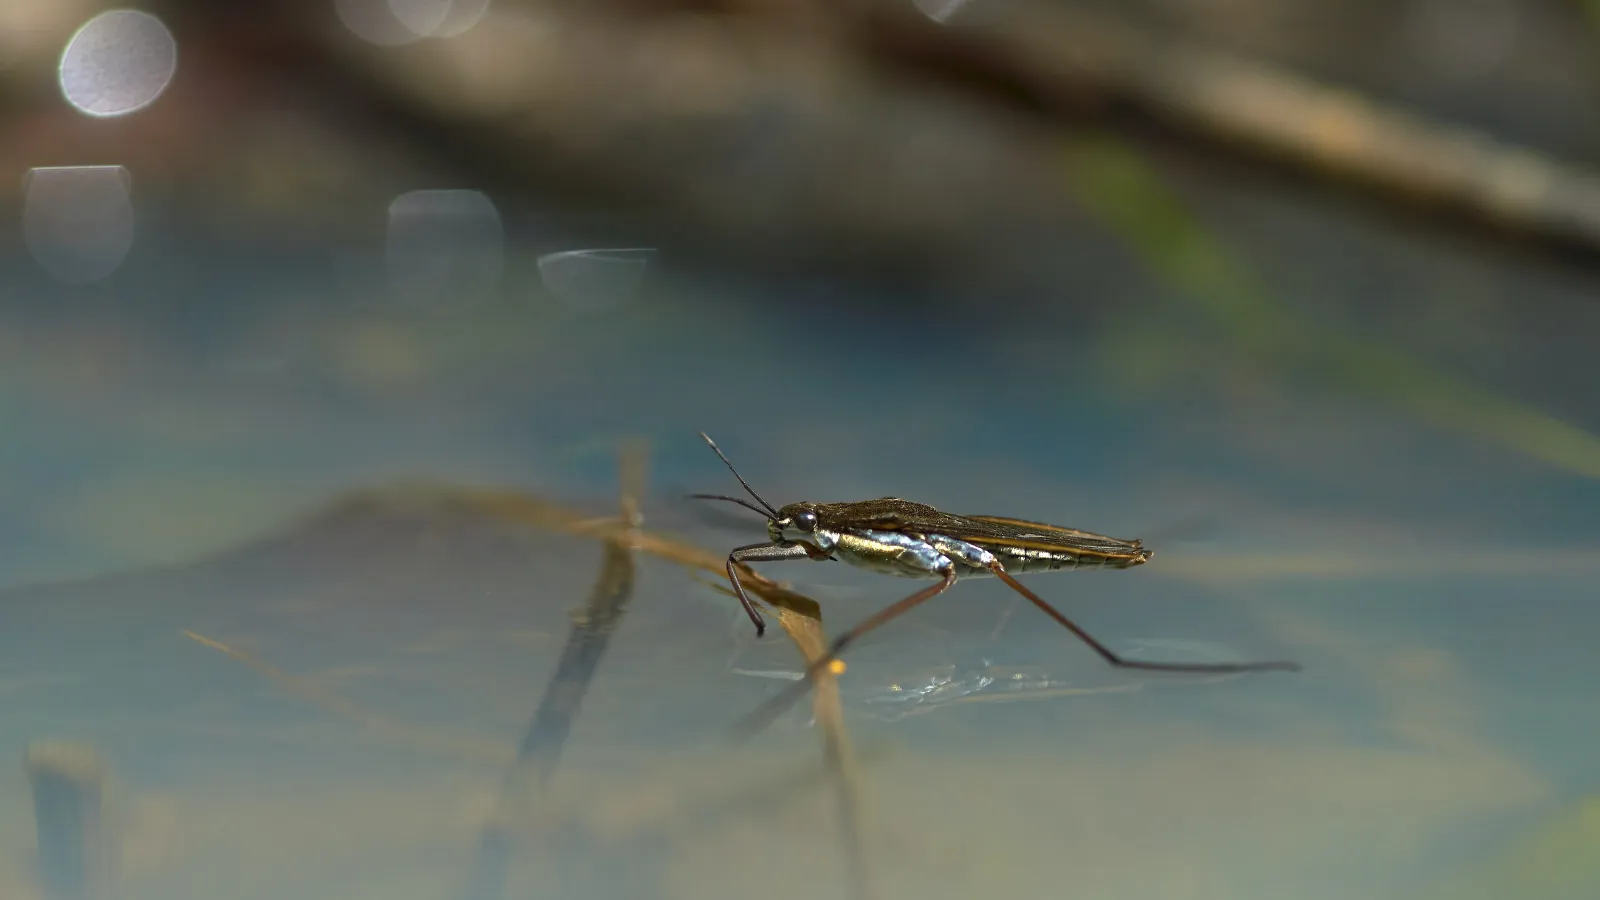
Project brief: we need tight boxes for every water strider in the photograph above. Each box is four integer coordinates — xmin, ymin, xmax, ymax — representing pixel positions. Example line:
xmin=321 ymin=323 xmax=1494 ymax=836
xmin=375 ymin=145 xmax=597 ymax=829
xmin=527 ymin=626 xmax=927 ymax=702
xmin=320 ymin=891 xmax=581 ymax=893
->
xmin=691 ymin=432 xmax=1300 ymax=738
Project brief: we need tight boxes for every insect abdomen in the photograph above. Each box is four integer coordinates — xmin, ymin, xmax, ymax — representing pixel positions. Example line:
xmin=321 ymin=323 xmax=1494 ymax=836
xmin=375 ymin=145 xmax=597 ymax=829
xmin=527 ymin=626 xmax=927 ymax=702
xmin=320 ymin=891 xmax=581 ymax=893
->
xmin=976 ymin=545 xmax=1122 ymax=575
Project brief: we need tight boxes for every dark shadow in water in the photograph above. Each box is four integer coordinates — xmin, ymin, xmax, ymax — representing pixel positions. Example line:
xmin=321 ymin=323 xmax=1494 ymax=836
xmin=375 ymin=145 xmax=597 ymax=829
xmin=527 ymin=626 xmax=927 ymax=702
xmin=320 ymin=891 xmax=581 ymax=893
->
xmin=462 ymin=443 xmax=648 ymax=900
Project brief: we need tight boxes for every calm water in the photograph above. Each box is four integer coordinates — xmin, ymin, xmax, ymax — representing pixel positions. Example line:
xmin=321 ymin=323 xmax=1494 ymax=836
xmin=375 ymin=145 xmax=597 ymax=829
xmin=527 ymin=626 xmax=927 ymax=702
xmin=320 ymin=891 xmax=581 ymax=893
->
xmin=2 ymin=175 xmax=1598 ymax=900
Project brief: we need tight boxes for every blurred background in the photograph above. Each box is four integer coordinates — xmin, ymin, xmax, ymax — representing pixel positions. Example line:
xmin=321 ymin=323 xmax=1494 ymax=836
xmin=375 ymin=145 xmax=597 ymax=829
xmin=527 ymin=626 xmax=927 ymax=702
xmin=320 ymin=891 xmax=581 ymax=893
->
xmin=2 ymin=1 xmax=1600 ymax=899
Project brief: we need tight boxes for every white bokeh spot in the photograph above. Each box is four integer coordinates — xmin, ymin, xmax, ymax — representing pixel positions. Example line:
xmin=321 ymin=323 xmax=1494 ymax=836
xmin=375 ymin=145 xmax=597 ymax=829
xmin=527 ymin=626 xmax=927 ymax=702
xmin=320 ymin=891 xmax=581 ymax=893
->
xmin=24 ymin=166 xmax=136 ymax=284
xmin=912 ymin=0 xmax=971 ymax=23
xmin=58 ymin=9 xmax=177 ymax=118
xmin=338 ymin=0 xmax=492 ymax=44
xmin=385 ymin=189 xmax=504 ymax=312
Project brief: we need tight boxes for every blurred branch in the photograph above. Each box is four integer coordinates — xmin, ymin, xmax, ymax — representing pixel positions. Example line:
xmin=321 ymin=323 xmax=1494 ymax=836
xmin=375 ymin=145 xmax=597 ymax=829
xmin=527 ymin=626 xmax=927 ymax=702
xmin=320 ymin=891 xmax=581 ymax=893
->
xmin=1067 ymin=134 xmax=1600 ymax=481
xmin=142 ymin=0 xmax=1600 ymax=270
xmin=1030 ymin=7 xmax=1600 ymax=256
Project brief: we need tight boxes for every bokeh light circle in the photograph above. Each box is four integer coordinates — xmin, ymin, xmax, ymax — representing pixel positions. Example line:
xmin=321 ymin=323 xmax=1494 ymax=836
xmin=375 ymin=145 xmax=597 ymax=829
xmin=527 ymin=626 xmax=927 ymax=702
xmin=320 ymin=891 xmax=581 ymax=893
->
xmin=57 ymin=9 xmax=177 ymax=118
xmin=338 ymin=0 xmax=492 ymax=44
xmin=912 ymin=0 xmax=971 ymax=23
xmin=23 ymin=166 xmax=136 ymax=284
xmin=385 ymin=189 xmax=505 ymax=313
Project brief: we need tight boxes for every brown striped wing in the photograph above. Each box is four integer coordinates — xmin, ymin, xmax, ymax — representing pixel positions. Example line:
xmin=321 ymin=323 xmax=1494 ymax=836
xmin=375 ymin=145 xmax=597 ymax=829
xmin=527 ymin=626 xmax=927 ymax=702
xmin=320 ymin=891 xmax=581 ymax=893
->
xmin=955 ymin=515 xmax=1146 ymax=561
xmin=808 ymin=499 xmax=1145 ymax=562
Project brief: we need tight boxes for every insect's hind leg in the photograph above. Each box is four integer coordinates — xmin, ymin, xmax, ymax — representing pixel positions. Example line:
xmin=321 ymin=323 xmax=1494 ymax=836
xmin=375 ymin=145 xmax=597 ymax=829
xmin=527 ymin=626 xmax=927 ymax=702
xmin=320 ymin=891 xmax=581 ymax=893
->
xmin=987 ymin=563 xmax=1302 ymax=674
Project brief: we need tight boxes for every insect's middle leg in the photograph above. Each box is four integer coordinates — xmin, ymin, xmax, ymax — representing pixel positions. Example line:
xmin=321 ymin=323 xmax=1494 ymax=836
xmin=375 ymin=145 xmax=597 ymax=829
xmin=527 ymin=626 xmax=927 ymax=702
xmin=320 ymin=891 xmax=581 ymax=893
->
xmin=730 ymin=566 xmax=959 ymax=742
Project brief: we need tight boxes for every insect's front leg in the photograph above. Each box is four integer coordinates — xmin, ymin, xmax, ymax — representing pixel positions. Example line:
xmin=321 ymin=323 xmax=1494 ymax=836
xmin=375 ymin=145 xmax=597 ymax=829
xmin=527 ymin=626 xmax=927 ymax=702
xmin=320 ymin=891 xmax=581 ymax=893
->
xmin=726 ymin=542 xmax=815 ymax=637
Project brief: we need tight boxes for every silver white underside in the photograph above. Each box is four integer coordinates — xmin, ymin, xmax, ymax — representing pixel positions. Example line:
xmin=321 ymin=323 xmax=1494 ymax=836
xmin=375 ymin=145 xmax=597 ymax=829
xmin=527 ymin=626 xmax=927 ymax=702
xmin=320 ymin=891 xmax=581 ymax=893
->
xmin=774 ymin=526 xmax=1097 ymax=580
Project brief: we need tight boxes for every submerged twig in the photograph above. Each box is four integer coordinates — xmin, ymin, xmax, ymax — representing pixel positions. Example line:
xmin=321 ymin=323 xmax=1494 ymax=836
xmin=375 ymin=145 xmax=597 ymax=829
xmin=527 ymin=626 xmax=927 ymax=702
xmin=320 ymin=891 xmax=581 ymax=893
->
xmin=181 ymin=629 xmax=514 ymax=763
xmin=180 ymin=627 xmax=896 ymax=832
xmin=694 ymin=572 xmax=871 ymax=897
xmin=447 ymin=486 xmax=806 ymax=604
xmin=511 ymin=441 xmax=649 ymax=788
xmin=26 ymin=741 xmax=116 ymax=900
xmin=454 ymin=467 xmax=877 ymax=898
xmin=184 ymin=455 xmax=878 ymax=898
xmin=181 ymin=616 xmax=899 ymax=890
xmin=770 ymin=603 xmax=874 ymax=900
xmin=462 ymin=439 xmax=650 ymax=900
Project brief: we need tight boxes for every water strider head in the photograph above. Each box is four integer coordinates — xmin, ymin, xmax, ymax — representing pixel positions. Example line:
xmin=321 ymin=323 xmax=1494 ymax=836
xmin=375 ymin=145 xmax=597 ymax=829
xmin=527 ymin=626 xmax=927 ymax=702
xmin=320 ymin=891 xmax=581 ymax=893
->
xmin=768 ymin=501 xmax=822 ymax=545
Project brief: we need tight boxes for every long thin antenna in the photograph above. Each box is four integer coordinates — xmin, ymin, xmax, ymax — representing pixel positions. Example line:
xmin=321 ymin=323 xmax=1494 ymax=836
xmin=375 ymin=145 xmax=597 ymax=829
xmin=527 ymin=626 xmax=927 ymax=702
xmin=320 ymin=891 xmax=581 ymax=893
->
xmin=699 ymin=432 xmax=780 ymax=517
xmin=689 ymin=493 xmax=775 ymax=518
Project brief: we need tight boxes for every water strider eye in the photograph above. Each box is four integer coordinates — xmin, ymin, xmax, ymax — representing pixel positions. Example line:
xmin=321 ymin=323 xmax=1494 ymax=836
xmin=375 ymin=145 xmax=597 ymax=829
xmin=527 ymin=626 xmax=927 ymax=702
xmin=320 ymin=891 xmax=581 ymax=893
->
xmin=794 ymin=510 xmax=818 ymax=532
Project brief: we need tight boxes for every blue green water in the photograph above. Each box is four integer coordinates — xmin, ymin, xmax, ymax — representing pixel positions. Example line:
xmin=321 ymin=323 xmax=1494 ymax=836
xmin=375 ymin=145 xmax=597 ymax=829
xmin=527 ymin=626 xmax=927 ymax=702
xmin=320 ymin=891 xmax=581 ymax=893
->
xmin=1 ymin=171 xmax=1597 ymax=900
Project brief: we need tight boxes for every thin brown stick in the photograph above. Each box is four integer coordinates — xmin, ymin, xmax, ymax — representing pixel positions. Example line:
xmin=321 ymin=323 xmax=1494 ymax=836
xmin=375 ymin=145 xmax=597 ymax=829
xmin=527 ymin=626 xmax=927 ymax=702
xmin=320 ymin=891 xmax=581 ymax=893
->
xmin=446 ymin=487 xmax=803 ymax=607
xmin=769 ymin=603 xmax=874 ymax=900
xmin=181 ymin=629 xmax=514 ymax=763
xmin=1028 ymin=7 xmax=1600 ymax=254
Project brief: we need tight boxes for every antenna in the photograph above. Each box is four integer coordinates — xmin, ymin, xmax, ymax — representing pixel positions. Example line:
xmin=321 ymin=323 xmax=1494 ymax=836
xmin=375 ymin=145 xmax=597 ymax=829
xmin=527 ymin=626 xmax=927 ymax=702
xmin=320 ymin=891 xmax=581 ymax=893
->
xmin=698 ymin=432 xmax=780 ymax=517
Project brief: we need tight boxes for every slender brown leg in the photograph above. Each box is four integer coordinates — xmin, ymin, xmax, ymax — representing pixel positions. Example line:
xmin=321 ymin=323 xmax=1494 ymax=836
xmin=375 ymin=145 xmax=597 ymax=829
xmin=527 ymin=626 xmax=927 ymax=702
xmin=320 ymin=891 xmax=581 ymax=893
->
xmin=729 ymin=568 xmax=959 ymax=742
xmin=989 ymin=564 xmax=1302 ymax=673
